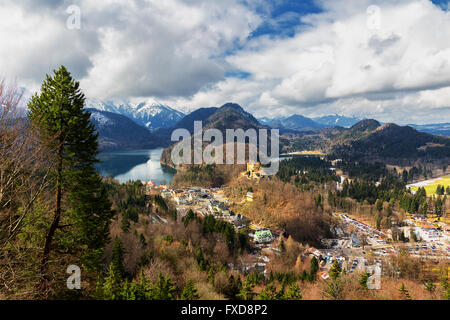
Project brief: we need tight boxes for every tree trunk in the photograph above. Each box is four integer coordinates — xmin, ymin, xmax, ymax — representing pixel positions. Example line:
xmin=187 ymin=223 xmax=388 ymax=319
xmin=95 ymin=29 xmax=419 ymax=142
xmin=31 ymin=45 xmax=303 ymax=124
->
xmin=39 ymin=143 xmax=63 ymax=296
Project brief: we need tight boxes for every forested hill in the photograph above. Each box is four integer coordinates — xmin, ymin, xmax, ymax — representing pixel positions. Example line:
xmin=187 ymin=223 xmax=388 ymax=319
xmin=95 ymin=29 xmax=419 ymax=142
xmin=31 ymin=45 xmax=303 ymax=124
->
xmin=329 ymin=121 xmax=450 ymax=162
xmin=160 ymin=103 xmax=268 ymax=167
xmin=286 ymin=119 xmax=450 ymax=164
xmin=202 ymin=103 xmax=266 ymax=132
xmin=152 ymin=103 xmax=266 ymax=148
xmin=150 ymin=107 xmax=219 ymax=145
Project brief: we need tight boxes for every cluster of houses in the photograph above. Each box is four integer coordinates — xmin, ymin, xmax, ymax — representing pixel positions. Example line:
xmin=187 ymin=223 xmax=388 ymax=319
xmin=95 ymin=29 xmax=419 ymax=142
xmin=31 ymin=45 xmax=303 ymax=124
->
xmin=402 ymin=225 xmax=446 ymax=242
xmin=403 ymin=215 xmax=450 ymax=243
xmin=142 ymin=180 xmax=168 ymax=193
xmin=160 ymin=188 xmax=212 ymax=205
xmin=160 ymin=186 xmax=250 ymax=228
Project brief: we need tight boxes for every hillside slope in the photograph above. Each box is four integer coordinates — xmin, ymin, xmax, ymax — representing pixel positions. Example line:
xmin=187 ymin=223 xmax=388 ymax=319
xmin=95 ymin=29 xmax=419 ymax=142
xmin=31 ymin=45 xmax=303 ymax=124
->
xmin=88 ymin=109 xmax=156 ymax=151
xmin=331 ymin=122 xmax=450 ymax=161
xmin=160 ymin=103 xmax=269 ymax=167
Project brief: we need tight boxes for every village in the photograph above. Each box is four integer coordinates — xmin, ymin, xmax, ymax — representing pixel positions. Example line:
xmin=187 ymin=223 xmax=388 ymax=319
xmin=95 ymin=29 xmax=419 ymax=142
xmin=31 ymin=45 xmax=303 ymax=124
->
xmin=142 ymin=171 xmax=450 ymax=284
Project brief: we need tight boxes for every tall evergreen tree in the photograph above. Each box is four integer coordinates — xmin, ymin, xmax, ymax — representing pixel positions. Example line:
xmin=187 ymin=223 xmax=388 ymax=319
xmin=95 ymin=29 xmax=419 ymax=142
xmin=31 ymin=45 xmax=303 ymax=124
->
xmin=329 ymin=259 xmax=342 ymax=280
xmin=27 ymin=66 xmax=113 ymax=294
xmin=111 ymin=237 xmax=126 ymax=279
xmin=181 ymin=279 xmax=200 ymax=300
xmin=309 ymin=256 xmax=319 ymax=280
xmin=282 ymin=283 xmax=302 ymax=300
xmin=196 ymin=244 xmax=207 ymax=271
xmin=238 ymin=278 xmax=256 ymax=300
xmin=99 ymin=263 xmax=123 ymax=300
xmin=153 ymin=273 xmax=176 ymax=300
xmin=258 ymin=283 xmax=279 ymax=300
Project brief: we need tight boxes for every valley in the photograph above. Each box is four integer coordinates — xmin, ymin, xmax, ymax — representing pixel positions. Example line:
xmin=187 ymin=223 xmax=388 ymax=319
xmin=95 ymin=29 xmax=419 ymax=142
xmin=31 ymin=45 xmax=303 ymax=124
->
xmin=2 ymin=71 xmax=450 ymax=302
xmin=3 ymin=0 xmax=450 ymax=306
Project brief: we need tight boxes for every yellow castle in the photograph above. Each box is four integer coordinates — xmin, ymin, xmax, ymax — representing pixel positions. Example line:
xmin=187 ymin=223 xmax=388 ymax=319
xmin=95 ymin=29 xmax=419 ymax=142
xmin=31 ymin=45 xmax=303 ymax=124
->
xmin=246 ymin=162 xmax=262 ymax=179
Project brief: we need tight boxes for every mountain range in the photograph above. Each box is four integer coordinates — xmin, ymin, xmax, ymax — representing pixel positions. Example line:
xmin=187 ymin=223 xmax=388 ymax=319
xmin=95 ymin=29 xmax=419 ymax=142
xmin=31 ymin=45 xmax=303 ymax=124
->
xmin=86 ymin=99 xmax=450 ymax=161
xmin=260 ymin=114 xmax=324 ymax=131
xmin=86 ymin=98 xmax=185 ymax=131
xmin=408 ymin=123 xmax=450 ymax=137
xmin=259 ymin=114 xmax=362 ymax=131
xmin=313 ymin=114 xmax=362 ymax=127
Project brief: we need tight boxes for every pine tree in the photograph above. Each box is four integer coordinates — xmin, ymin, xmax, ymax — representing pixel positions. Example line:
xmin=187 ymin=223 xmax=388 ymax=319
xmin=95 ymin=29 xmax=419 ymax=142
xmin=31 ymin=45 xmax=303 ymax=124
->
xmin=126 ymin=271 xmax=151 ymax=300
xmin=309 ymin=256 xmax=319 ymax=280
xmin=196 ymin=244 xmax=207 ymax=271
xmin=376 ymin=199 xmax=383 ymax=212
xmin=435 ymin=197 xmax=443 ymax=217
xmin=183 ymin=209 xmax=196 ymax=226
xmin=153 ymin=273 xmax=176 ymax=300
xmin=279 ymin=236 xmax=286 ymax=253
xmin=328 ymin=190 xmax=335 ymax=207
xmin=359 ymin=271 xmax=371 ymax=289
xmin=100 ymin=263 xmax=124 ymax=300
xmin=139 ymin=233 xmax=146 ymax=247
xmin=420 ymin=202 xmax=428 ymax=217
xmin=27 ymin=66 xmax=113 ymax=293
xmin=181 ymin=279 xmax=200 ymax=300
xmin=224 ymin=274 xmax=242 ymax=300
xmin=329 ymin=259 xmax=342 ymax=280
xmin=282 ymin=283 xmax=302 ymax=300
xmin=324 ymin=275 xmax=346 ymax=300
xmin=436 ymin=185 xmax=444 ymax=196
xmin=111 ymin=237 xmax=126 ymax=279
xmin=207 ymin=267 xmax=215 ymax=285
xmin=258 ymin=283 xmax=279 ymax=300
xmin=238 ymin=278 xmax=255 ymax=300
xmin=301 ymin=270 xmax=308 ymax=281
xmin=121 ymin=211 xmax=131 ymax=232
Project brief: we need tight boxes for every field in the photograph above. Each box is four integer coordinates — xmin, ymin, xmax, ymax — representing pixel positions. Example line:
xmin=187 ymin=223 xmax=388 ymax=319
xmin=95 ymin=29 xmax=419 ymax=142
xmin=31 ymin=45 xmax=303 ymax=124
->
xmin=282 ymin=150 xmax=326 ymax=156
xmin=409 ymin=175 xmax=450 ymax=195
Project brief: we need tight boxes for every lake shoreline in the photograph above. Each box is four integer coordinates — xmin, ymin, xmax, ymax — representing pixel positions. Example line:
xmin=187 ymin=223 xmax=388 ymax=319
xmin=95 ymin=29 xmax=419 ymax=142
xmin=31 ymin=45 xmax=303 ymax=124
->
xmin=97 ymin=148 xmax=175 ymax=184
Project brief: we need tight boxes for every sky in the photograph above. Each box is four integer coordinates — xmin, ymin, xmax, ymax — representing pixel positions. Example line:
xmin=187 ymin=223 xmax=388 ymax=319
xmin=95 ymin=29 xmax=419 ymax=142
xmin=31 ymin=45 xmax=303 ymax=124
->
xmin=1 ymin=0 xmax=450 ymax=124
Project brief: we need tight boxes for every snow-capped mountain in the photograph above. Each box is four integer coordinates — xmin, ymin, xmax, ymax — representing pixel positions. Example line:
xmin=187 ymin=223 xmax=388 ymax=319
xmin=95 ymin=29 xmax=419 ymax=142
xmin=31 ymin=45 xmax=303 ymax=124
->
xmin=260 ymin=114 xmax=324 ymax=131
xmin=408 ymin=123 xmax=450 ymax=137
xmin=85 ymin=98 xmax=185 ymax=131
xmin=87 ymin=108 xmax=157 ymax=151
xmin=259 ymin=114 xmax=361 ymax=130
xmin=313 ymin=114 xmax=361 ymax=128
xmin=257 ymin=117 xmax=277 ymax=126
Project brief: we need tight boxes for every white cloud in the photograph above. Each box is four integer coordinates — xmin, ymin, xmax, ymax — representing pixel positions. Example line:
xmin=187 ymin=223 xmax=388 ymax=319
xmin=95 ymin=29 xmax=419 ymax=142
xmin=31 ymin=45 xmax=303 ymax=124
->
xmin=0 ymin=1 xmax=99 ymax=92
xmin=1 ymin=0 xmax=450 ymax=124
xmin=170 ymin=0 xmax=450 ymax=124
xmin=0 ymin=0 xmax=261 ymax=98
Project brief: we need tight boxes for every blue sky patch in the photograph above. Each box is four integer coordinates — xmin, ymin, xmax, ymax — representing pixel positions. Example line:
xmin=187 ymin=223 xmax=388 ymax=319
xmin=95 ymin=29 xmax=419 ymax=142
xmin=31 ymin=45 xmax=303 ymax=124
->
xmin=249 ymin=0 xmax=322 ymax=39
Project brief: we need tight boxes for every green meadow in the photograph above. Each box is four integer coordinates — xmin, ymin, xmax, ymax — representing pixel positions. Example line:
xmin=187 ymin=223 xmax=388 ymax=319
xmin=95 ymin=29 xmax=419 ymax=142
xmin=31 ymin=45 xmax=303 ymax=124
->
xmin=410 ymin=175 xmax=450 ymax=195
